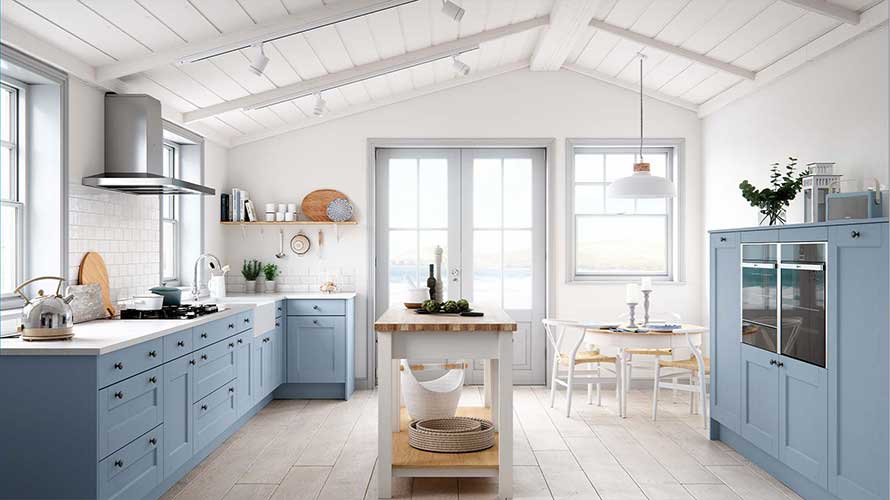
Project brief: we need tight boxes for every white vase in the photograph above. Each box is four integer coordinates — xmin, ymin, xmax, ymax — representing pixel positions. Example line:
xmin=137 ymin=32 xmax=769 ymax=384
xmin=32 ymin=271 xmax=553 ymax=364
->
xmin=264 ymin=280 xmax=277 ymax=293
xmin=244 ymin=280 xmax=256 ymax=293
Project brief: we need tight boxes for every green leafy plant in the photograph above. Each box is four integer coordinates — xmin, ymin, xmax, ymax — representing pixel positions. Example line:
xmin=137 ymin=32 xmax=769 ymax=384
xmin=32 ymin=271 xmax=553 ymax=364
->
xmin=262 ymin=263 xmax=280 ymax=281
xmin=241 ymin=259 xmax=262 ymax=281
xmin=739 ymin=157 xmax=809 ymax=226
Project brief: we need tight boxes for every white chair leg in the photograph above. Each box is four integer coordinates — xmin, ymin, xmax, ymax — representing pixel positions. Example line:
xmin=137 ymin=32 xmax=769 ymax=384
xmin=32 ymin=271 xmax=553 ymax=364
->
xmin=549 ymin=356 xmax=559 ymax=408
xmin=587 ymin=383 xmax=593 ymax=405
xmin=652 ymin=363 xmax=661 ymax=421
xmin=565 ymin=363 xmax=575 ymax=417
xmin=614 ymin=359 xmax=621 ymax=411
xmin=689 ymin=375 xmax=695 ymax=414
xmin=625 ymin=354 xmax=633 ymax=396
xmin=699 ymin=371 xmax=708 ymax=429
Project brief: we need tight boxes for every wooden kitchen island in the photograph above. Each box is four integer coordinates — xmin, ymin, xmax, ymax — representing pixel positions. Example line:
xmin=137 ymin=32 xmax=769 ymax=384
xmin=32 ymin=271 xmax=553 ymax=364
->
xmin=374 ymin=307 xmax=517 ymax=499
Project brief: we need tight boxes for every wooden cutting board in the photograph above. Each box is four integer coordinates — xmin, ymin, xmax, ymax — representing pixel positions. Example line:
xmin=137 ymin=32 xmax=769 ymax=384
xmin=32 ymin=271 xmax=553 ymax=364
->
xmin=301 ymin=189 xmax=348 ymax=221
xmin=78 ymin=252 xmax=115 ymax=317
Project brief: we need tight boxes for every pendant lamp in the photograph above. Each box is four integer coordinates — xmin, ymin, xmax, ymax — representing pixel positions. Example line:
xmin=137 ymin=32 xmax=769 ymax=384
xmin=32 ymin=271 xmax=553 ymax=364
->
xmin=606 ymin=54 xmax=676 ymax=199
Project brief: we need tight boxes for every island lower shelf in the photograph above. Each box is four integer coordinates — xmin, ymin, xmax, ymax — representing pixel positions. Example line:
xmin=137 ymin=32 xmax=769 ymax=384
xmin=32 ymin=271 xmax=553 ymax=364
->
xmin=392 ymin=407 xmax=499 ymax=473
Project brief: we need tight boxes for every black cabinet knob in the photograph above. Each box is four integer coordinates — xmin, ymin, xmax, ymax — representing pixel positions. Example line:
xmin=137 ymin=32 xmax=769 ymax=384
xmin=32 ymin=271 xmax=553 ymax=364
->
xmin=229 ymin=342 xmax=235 ymax=348
xmin=201 ymin=404 xmax=207 ymax=411
xmin=720 ymin=236 xmax=726 ymax=242
xmin=148 ymin=350 xmax=157 ymax=358
xmin=777 ymin=361 xmax=784 ymax=367
xmin=275 ymin=322 xmax=280 ymax=327
xmin=177 ymin=340 xmax=185 ymax=347
xmin=228 ymin=323 xmax=235 ymax=329
xmin=189 ymin=359 xmax=196 ymax=365
xmin=114 ymin=460 xmax=123 ymax=468
xmin=201 ymin=354 xmax=208 ymax=360
xmin=149 ymin=437 xmax=157 ymax=445
xmin=237 ymin=339 xmax=243 ymax=344
xmin=114 ymin=391 xmax=124 ymax=399
xmin=148 ymin=376 xmax=157 ymax=384
xmin=313 ymin=305 xmax=320 ymax=310
xmin=851 ymin=230 xmax=861 ymax=239
xmin=228 ymin=387 xmax=235 ymax=393
xmin=244 ymin=318 xmax=250 ymax=323
xmin=113 ymin=362 xmax=124 ymax=370
xmin=201 ymin=333 xmax=208 ymax=339
xmin=313 ymin=320 xmax=319 ymax=325
xmin=769 ymin=359 xmax=777 ymax=366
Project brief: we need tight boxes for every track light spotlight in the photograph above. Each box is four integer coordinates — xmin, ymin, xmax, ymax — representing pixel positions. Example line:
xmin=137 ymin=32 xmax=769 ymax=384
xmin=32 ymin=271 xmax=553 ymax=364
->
xmin=452 ymin=55 xmax=470 ymax=76
xmin=441 ymin=0 xmax=465 ymax=21
xmin=248 ymin=43 xmax=269 ymax=76
xmin=313 ymin=93 xmax=327 ymax=117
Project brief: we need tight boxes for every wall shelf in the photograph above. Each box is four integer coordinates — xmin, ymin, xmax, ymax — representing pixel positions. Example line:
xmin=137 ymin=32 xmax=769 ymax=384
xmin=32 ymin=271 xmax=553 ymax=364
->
xmin=220 ymin=221 xmax=357 ymax=226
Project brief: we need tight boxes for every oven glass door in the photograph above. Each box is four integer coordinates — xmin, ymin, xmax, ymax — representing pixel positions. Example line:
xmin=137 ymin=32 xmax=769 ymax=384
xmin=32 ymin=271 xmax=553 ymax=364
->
xmin=742 ymin=244 xmax=778 ymax=353
xmin=780 ymin=244 xmax=826 ymax=367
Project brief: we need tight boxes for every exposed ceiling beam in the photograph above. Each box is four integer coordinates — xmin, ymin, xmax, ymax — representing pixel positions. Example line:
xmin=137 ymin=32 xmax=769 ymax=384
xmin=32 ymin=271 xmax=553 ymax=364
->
xmin=230 ymin=62 xmax=529 ymax=147
xmin=530 ymin=0 xmax=612 ymax=71
xmin=95 ymin=0 xmax=419 ymax=81
xmin=779 ymin=0 xmax=861 ymax=24
xmin=699 ymin=0 xmax=887 ymax=117
xmin=183 ymin=16 xmax=549 ymax=123
xmin=564 ymin=64 xmax=699 ymax=113
xmin=588 ymin=19 xmax=756 ymax=80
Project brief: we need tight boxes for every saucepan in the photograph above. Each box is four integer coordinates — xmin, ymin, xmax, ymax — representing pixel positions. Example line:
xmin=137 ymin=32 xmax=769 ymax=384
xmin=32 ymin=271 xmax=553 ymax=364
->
xmin=119 ymin=293 xmax=164 ymax=311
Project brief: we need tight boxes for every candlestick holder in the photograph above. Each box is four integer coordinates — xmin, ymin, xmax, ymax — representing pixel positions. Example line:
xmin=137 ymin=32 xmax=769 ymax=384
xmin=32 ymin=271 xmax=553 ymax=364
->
xmin=642 ymin=290 xmax=651 ymax=326
xmin=627 ymin=302 xmax=638 ymax=328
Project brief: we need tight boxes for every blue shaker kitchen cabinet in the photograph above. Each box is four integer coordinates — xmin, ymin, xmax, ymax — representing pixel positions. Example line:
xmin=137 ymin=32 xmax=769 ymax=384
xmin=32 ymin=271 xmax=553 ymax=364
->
xmin=778 ymin=355 xmax=828 ymax=488
xmin=287 ymin=316 xmax=347 ymax=384
xmin=234 ymin=331 xmax=256 ymax=417
xmin=827 ymin=223 xmax=889 ymax=500
xmin=98 ymin=365 xmax=164 ymax=460
xmin=740 ymin=344 xmax=780 ymax=458
xmin=709 ymin=232 xmax=741 ymax=433
xmin=193 ymin=337 xmax=237 ymax=401
xmin=274 ymin=319 xmax=286 ymax=387
xmin=98 ymin=425 xmax=163 ymax=500
xmin=163 ymin=353 xmax=194 ymax=478
xmin=255 ymin=329 xmax=279 ymax=400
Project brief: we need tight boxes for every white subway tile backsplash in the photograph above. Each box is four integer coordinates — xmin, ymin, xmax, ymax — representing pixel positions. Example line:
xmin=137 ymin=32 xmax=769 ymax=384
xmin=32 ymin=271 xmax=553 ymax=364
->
xmin=224 ymin=265 xmax=356 ymax=294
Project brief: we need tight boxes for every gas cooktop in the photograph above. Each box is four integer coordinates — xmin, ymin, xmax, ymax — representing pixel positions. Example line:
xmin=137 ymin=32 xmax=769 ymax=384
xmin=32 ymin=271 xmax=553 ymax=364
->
xmin=119 ymin=304 xmax=220 ymax=320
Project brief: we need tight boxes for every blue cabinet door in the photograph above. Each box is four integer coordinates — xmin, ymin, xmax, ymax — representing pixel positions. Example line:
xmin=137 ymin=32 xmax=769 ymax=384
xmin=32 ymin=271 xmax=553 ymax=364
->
xmin=194 ymin=338 xmax=237 ymax=401
xmin=740 ymin=344 xmax=779 ymax=458
xmin=163 ymin=354 xmax=194 ymax=478
xmin=710 ymin=232 xmax=741 ymax=432
xmin=98 ymin=366 xmax=164 ymax=460
xmin=251 ymin=338 xmax=264 ymax=404
xmin=234 ymin=332 xmax=255 ymax=417
xmin=258 ymin=333 xmax=275 ymax=398
xmin=274 ymin=319 xmax=286 ymax=387
xmin=287 ymin=316 xmax=346 ymax=384
xmin=827 ymin=223 xmax=889 ymax=500
xmin=778 ymin=355 xmax=827 ymax=488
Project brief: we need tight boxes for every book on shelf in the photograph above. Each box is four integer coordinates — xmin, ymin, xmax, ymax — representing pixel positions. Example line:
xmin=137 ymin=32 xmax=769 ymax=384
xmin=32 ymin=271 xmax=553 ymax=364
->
xmin=244 ymin=200 xmax=257 ymax=222
xmin=220 ymin=193 xmax=230 ymax=222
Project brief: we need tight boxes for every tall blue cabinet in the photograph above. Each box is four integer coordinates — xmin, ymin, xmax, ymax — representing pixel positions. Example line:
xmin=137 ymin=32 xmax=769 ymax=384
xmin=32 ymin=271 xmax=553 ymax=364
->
xmin=709 ymin=219 xmax=888 ymax=500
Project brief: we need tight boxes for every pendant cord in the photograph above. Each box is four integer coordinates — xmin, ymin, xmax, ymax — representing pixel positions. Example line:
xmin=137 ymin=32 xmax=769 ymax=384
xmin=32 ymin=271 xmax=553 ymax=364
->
xmin=639 ymin=55 xmax=644 ymax=163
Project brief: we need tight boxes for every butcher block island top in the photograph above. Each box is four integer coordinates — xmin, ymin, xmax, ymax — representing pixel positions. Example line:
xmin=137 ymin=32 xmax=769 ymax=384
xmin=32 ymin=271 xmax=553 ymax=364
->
xmin=374 ymin=306 xmax=517 ymax=332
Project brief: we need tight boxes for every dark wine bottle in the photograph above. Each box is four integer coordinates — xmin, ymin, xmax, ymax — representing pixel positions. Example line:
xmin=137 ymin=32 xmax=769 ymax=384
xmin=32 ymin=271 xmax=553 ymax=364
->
xmin=427 ymin=264 xmax=437 ymax=301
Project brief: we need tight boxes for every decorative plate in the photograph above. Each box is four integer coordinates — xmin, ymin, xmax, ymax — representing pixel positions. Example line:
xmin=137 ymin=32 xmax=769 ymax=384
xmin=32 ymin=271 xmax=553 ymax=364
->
xmin=290 ymin=233 xmax=311 ymax=256
xmin=326 ymin=198 xmax=354 ymax=222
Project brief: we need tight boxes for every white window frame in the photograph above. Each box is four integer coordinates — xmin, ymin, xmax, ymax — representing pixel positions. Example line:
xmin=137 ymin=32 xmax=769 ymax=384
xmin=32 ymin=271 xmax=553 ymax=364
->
xmin=1 ymin=79 xmax=26 ymax=302
xmin=566 ymin=138 xmax=685 ymax=284
xmin=161 ymin=142 xmax=180 ymax=285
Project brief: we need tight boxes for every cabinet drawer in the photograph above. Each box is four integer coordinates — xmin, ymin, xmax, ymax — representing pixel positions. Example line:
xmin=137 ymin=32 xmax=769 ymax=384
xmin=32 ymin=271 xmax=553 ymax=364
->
xmin=98 ymin=425 xmax=163 ymax=500
xmin=711 ymin=232 xmax=739 ymax=248
xmin=194 ymin=338 xmax=237 ymax=401
xmin=164 ymin=329 xmax=193 ymax=362
xmin=829 ymin=223 xmax=884 ymax=248
xmin=287 ymin=299 xmax=345 ymax=316
xmin=194 ymin=317 xmax=235 ymax=349
xmin=741 ymin=230 xmax=779 ymax=243
xmin=194 ymin=381 xmax=237 ymax=452
xmin=98 ymin=366 xmax=164 ymax=460
xmin=98 ymin=338 xmax=163 ymax=389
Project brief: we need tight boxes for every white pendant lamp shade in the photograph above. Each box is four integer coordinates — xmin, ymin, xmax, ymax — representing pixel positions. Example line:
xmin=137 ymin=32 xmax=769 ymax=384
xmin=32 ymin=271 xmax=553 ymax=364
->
xmin=606 ymin=162 xmax=677 ymax=199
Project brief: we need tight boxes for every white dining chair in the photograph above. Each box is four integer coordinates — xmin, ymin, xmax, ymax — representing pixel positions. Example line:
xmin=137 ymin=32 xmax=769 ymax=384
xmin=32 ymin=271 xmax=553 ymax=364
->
xmin=621 ymin=312 xmax=682 ymax=401
xmin=543 ymin=319 xmax=621 ymax=417
xmin=651 ymin=328 xmax=710 ymax=428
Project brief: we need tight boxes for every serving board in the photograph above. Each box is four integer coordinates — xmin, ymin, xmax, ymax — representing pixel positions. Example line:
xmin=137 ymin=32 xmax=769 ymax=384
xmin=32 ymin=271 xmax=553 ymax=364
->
xmin=301 ymin=189 xmax=348 ymax=221
xmin=77 ymin=252 xmax=114 ymax=317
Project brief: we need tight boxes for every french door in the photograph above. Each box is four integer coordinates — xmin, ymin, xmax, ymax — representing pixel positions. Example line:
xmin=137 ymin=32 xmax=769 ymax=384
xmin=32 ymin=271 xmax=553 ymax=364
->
xmin=375 ymin=147 xmax=546 ymax=385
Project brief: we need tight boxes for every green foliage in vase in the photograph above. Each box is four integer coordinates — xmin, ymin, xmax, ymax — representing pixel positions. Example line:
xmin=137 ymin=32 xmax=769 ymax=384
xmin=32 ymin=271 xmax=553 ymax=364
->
xmin=241 ymin=259 xmax=262 ymax=281
xmin=262 ymin=263 xmax=280 ymax=281
xmin=739 ymin=157 xmax=809 ymax=226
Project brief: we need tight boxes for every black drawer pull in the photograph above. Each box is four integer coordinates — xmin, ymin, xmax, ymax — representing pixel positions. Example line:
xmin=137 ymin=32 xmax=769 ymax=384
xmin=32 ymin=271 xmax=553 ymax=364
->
xmin=189 ymin=359 xmax=196 ymax=365
xmin=201 ymin=354 xmax=208 ymax=360
xmin=201 ymin=404 xmax=207 ymax=411
xmin=277 ymin=307 xmax=282 ymax=311
xmin=720 ymin=236 xmax=726 ymax=242
xmin=113 ymin=362 xmax=124 ymax=370
xmin=777 ymin=361 xmax=784 ymax=367
xmin=149 ymin=437 xmax=157 ymax=445
xmin=313 ymin=320 xmax=319 ymax=325
xmin=851 ymin=230 xmax=861 ymax=239
xmin=148 ymin=376 xmax=157 ymax=384
xmin=177 ymin=340 xmax=185 ymax=347
xmin=769 ymin=359 xmax=777 ymax=366
xmin=114 ymin=460 xmax=123 ymax=468
xmin=114 ymin=391 xmax=124 ymax=399
xmin=228 ymin=387 xmax=235 ymax=393
xmin=275 ymin=322 xmax=280 ymax=327
xmin=313 ymin=305 xmax=320 ymax=310
xmin=244 ymin=318 xmax=250 ymax=323
xmin=201 ymin=332 xmax=208 ymax=339
xmin=237 ymin=339 xmax=243 ymax=344
xmin=228 ymin=323 xmax=235 ymax=329
xmin=148 ymin=350 xmax=157 ymax=358
xmin=263 ymin=338 xmax=270 ymax=343
xmin=228 ymin=342 xmax=235 ymax=348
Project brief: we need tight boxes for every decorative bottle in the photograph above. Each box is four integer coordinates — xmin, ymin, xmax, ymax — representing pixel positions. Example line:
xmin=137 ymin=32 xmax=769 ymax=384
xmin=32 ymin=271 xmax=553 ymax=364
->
xmin=427 ymin=264 xmax=437 ymax=301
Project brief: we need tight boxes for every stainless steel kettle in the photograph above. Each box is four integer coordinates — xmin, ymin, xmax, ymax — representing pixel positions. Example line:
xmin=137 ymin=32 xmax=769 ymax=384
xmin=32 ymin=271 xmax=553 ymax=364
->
xmin=15 ymin=276 xmax=75 ymax=341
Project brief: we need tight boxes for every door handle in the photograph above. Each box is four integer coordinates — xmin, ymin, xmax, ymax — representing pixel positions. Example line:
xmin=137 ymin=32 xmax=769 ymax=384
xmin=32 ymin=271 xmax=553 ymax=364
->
xmin=769 ymin=359 xmax=777 ymax=366
xmin=776 ymin=361 xmax=784 ymax=367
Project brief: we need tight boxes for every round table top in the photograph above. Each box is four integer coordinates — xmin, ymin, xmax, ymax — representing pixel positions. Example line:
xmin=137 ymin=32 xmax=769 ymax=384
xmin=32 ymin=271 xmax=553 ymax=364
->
xmin=576 ymin=322 xmax=707 ymax=336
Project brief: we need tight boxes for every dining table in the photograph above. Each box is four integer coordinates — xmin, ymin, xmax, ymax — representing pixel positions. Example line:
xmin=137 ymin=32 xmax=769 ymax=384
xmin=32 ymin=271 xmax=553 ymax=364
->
xmin=575 ymin=322 xmax=708 ymax=418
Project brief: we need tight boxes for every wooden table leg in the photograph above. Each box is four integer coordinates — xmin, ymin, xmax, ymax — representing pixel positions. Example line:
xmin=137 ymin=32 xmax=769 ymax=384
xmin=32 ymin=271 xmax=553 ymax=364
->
xmin=490 ymin=358 xmax=499 ymax=431
xmin=497 ymin=332 xmax=513 ymax=499
xmin=377 ymin=332 xmax=393 ymax=499
xmin=483 ymin=359 xmax=493 ymax=408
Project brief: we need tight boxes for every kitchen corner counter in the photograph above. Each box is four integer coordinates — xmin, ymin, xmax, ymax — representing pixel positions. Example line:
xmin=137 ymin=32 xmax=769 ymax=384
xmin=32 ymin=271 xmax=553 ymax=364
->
xmin=0 ymin=304 xmax=254 ymax=356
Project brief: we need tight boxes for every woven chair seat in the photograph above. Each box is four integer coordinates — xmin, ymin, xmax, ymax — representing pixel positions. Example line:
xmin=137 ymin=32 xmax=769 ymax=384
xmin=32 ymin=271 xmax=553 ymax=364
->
xmin=659 ymin=356 xmax=711 ymax=374
xmin=559 ymin=351 xmax=617 ymax=365
xmin=625 ymin=348 xmax=673 ymax=356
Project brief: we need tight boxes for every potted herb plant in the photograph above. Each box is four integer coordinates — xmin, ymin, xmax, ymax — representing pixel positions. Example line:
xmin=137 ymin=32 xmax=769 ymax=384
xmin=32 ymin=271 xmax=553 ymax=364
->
xmin=262 ymin=263 xmax=280 ymax=293
xmin=739 ymin=157 xmax=810 ymax=226
xmin=241 ymin=259 xmax=261 ymax=293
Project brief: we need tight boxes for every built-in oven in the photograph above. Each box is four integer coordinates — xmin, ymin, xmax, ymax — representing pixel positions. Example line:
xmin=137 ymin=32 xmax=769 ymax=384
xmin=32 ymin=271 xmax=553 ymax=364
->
xmin=741 ymin=244 xmax=779 ymax=353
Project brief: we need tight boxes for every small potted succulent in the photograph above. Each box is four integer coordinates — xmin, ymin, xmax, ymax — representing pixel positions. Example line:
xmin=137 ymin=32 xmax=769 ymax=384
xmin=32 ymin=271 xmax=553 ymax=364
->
xmin=739 ymin=157 xmax=809 ymax=226
xmin=262 ymin=263 xmax=280 ymax=293
xmin=241 ymin=259 xmax=262 ymax=293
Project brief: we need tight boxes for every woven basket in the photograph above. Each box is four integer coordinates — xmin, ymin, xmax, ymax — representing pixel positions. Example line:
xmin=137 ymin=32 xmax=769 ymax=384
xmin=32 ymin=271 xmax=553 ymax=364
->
xmin=408 ymin=417 xmax=495 ymax=453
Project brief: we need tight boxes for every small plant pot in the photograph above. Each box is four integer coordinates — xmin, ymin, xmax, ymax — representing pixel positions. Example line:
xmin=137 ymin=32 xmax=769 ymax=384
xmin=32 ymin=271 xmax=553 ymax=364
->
xmin=264 ymin=280 xmax=277 ymax=293
xmin=244 ymin=280 xmax=257 ymax=293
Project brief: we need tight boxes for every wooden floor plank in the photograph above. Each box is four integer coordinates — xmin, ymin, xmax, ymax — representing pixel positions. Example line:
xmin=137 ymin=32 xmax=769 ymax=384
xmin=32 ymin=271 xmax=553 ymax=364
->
xmin=269 ymin=466 xmax=331 ymax=500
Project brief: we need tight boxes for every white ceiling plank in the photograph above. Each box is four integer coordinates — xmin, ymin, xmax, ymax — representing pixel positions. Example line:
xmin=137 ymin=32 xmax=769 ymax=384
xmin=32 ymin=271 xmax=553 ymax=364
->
xmin=529 ymin=0 xmax=604 ymax=71
xmin=260 ymin=42 xmax=305 ymax=87
xmin=658 ymin=61 xmax=714 ymax=95
xmin=79 ymin=0 xmax=185 ymax=52
xmin=281 ymin=0 xmax=326 ymax=13
xmin=210 ymin=51 xmax=278 ymax=93
xmin=398 ymin=0 xmax=433 ymax=51
xmin=303 ymin=25 xmax=356 ymax=73
xmin=189 ymin=0 xmax=256 ymax=33
xmin=589 ymin=18 xmax=756 ymax=80
xmin=707 ymin=1 xmax=806 ymax=63
xmin=656 ymin=0 xmax=728 ymax=45
xmin=482 ymin=0 xmax=515 ymax=30
xmin=125 ymin=74 xmax=198 ymax=112
xmin=366 ymin=6 xmax=408 ymax=58
xmin=265 ymin=100 xmax=308 ymax=121
xmin=700 ymin=0 xmax=888 ymax=116
xmin=243 ymin=107 xmax=286 ymax=128
xmin=457 ymin=0 xmax=489 ymax=38
xmin=217 ymin=110 xmax=265 ymax=134
xmin=272 ymin=34 xmax=327 ymax=79
xmin=615 ymin=44 xmax=670 ymax=81
xmin=237 ymin=0 xmax=291 ymax=23
xmin=178 ymin=60 xmax=251 ymax=101
xmin=229 ymin=61 xmax=529 ymax=146
xmin=630 ymin=0 xmax=691 ymax=37
xmin=144 ymin=65 xmax=226 ymax=107
xmin=680 ymin=0 xmax=773 ymax=54
xmin=95 ymin=0 xmax=420 ymax=81
xmin=429 ymin=0 xmax=462 ymax=45
xmin=680 ymin=71 xmax=740 ymax=103
xmin=2 ymin=3 xmax=117 ymax=66
xmin=337 ymin=81 xmax=373 ymax=105
xmin=409 ymin=63 xmax=437 ymax=88
xmin=779 ymin=0 xmax=861 ymax=24
xmin=182 ymin=15 xmax=548 ymax=122
xmin=564 ymin=63 xmax=699 ymax=113
xmin=336 ymin=14 xmax=384 ymax=64
xmin=573 ymin=29 xmax=620 ymax=68
xmin=595 ymin=37 xmax=645 ymax=76
xmin=642 ymin=54 xmax=692 ymax=89
xmin=734 ymin=12 xmax=839 ymax=71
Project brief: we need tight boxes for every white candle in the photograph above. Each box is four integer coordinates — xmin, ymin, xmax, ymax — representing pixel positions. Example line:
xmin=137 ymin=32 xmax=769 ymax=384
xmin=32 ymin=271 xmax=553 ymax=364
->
xmin=625 ymin=283 xmax=640 ymax=304
xmin=640 ymin=277 xmax=653 ymax=291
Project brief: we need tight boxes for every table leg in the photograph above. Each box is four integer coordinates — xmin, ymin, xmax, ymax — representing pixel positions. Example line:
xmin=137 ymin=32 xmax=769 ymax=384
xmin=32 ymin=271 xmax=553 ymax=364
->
xmin=392 ymin=358 xmax=401 ymax=432
xmin=617 ymin=348 xmax=627 ymax=418
xmin=377 ymin=332 xmax=393 ymax=499
xmin=497 ymin=332 xmax=513 ymax=499
xmin=490 ymin=358 xmax=499 ymax=431
xmin=483 ymin=359 xmax=493 ymax=408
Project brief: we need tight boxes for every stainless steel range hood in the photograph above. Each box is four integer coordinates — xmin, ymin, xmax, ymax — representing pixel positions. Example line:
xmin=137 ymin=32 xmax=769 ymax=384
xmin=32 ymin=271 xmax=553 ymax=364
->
xmin=82 ymin=94 xmax=215 ymax=195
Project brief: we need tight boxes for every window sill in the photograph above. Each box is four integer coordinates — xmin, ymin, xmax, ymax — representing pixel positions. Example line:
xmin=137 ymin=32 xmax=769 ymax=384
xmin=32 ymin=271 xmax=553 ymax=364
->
xmin=1 ymin=308 xmax=21 ymax=336
xmin=567 ymin=279 xmax=687 ymax=286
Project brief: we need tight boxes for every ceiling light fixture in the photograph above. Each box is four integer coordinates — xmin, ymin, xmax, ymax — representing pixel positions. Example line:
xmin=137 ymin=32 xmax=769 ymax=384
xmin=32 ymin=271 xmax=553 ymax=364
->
xmin=452 ymin=55 xmax=470 ymax=76
xmin=247 ymin=43 xmax=270 ymax=76
xmin=441 ymin=0 xmax=465 ymax=21
xmin=606 ymin=53 xmax=676 ymax=199
xmin=313 ymin=93 xmax=327 ymax=117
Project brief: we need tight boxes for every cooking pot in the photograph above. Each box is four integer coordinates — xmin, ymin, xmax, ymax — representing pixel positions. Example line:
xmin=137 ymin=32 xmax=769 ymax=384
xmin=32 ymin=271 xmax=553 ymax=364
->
xmin=15 ymin=276 xmax=75 ymax=341
xmin=119 ymin=293 xmax=164 ymax=311
xmin=150 ymin=286 xmax=181 ymax=307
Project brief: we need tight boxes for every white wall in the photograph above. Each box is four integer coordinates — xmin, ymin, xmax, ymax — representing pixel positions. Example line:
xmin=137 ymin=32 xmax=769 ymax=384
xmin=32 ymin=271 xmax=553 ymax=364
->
xmin=702 ymin=25 xmax=889 ymax=231
xmin=227 ymin=69 xmax=704 ymax=384
xmin=204 ymin=140 xmax=229 ymax=265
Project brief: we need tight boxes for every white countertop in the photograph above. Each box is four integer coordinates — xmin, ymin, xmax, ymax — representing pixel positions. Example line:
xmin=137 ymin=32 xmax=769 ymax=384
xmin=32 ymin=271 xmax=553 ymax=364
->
xmin=0 ymin=292 xmax=356 ymax=356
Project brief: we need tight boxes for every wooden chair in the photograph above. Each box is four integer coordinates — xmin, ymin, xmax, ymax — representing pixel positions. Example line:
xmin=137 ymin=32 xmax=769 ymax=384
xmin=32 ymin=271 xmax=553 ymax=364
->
xmin=651 ymin=328 xmax=710 ymax=428
xmin=543 ymin=319 xmax=620 ymax=417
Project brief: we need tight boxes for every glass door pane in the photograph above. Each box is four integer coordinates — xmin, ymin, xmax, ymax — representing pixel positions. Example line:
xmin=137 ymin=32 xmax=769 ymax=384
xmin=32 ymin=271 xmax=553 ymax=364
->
xmin=780 ymin=243 xmax=826 ymax=367
xmin=742 ymin=244 xmax=779 ymax=353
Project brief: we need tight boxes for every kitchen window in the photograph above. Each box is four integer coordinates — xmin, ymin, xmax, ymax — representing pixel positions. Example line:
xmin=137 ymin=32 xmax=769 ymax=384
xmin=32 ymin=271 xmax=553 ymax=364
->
xmin=161 ymin=142 xmax=179 ymax=284
xmin=1 ymin=81 xmax=23 ymax=297
xmin=567 ymin=140 xmax=682 ymax=282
